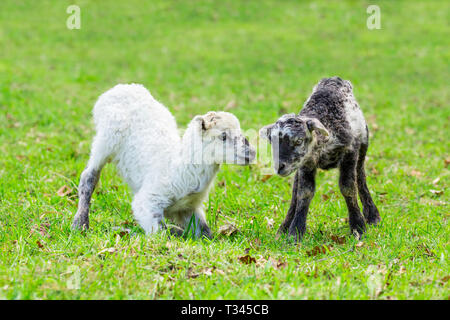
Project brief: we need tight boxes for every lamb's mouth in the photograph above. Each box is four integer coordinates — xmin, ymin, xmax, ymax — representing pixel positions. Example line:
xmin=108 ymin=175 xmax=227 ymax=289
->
xmin=277 ymin=170 xmax=292 ymax=177
xmin=276 ymin=165 xmax=296 ymax=177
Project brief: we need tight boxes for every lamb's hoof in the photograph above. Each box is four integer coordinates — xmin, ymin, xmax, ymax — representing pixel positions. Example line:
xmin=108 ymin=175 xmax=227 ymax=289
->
xmin=352 ymin=230 xmax=363 ymax=240
xmin=166 ymin=225 xmax=184 ymax=237
xmin=287 ymin=228 xmax=305 ymax=243
xmin=366 ymin=215 xmax=381 ymax=226
xmin=365 ymin=211 xmax=381 ymax=226
xmin=72 ymin=222 xmax=89 ymax=231
xmin=363 ymin=205 xmax=381 ymax=225
xmin=72 ymin=215 xmax=89 ymax=230
xmin=201 ymin=228 xmax=213 ymax=240
xmin=351 ymin=224 xmax=366 ymax=240
xmin=276 ymin=225 xmax=289 ymax=239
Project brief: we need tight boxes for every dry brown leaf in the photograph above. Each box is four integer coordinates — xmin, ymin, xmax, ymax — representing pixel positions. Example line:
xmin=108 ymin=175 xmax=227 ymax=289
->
xmin=268 ymin=257 xmax=288 ymax=270
xmin=439 ymin=276 xmax=450 ymax=285
xmin=119 ymin=230 xmax=130 ymax=237
xmin=260 ymin=174 xmax=273 ymax=183
xmin=57 ymin=185 xmax=72 ymax=197
xmin=187 ymin=267 xmax=200 ymax=279
xmin=218 ymin=223 xmax=239 ymax=237
xmin=430 ymin=189 xmax=444 ymax=196
xmin=238 ymin=254 xmax=256 ymax=265
xmin=36 ymin=240 xmax=44 ymax=249
xmin=417 ymin=244 xmax=434 ymax=257
xmin=187 ymin=266 xmax=223 ymax=278
xmin=112 ymin=226 xmax=131 ymax=238
xmin=306 ymin=245 xmax=330 ymax=257
xmin=445 ymin=158 xmax=450 ymax=168
xmin=98 ymin=247 xmax=117 ymax=255
xmin=121 ymin=220 xmax=135 ymax=228
xmin=260 ymin=257 xmax=287 ymax=270
xmin=331 ymin=235 xmax=346 ymax=245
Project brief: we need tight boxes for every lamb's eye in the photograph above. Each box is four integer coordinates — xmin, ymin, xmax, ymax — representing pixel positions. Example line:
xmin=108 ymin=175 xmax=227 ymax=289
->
xmin=221 ymin=132 xmax=227 ymax=141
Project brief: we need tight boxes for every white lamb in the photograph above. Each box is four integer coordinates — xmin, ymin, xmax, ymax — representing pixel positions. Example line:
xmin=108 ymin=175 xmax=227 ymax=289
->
xmin=72 ymin=84 xmax=256 ymax=238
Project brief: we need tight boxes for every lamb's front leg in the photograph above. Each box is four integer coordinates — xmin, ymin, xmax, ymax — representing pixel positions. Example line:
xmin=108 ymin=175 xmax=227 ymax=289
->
xmin=287 ymin=167 xmax=316 ymax=242
xmin=277 ymin=170 xmax=299 ymax=235
xmin=132 ymin=191 xmax=165 ymax=235
xmin=339 ymin=152 xmax=366 ymax=238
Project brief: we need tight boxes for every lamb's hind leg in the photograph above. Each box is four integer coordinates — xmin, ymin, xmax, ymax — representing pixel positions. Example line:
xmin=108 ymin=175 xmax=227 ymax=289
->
xmin=357 ymin=143 xmax=380 ymax=225
xmin=72 ymin=166 xmax=101 ymax=230
xmin=339 ymin=151 xmax=366 ymax=238
xmin=72 ymin=133 xmax=112 ymax=230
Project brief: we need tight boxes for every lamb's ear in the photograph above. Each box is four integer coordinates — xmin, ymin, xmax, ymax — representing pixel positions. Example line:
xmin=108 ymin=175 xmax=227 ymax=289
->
xmin=193 ymin=115 xmax=206 ymax=130
xmin=193 ymin=113 xmax=217 ymax=131
xmin=306 ymin=118 xmax=329 ymax=137
xmin=202 ymin=111 xmax=218 ymax=130
xmin=259 ymin=123 xmax=274 ymax=142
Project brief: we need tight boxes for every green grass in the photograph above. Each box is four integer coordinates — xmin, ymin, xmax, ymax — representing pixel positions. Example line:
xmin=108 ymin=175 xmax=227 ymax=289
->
xmin=0 ymin=0 xmax=449 ymax=299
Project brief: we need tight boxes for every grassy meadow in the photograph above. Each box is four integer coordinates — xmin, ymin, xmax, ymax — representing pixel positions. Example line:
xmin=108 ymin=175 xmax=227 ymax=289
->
xmin=0 ymin=0 xmax=448 ymax=299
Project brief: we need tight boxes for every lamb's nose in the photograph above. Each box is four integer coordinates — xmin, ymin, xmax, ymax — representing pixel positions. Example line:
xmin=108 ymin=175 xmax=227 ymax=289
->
xmin=277 ymin=163 xmax=286 ymax=173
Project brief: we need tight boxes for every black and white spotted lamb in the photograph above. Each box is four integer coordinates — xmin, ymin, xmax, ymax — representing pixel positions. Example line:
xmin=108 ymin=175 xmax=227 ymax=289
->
xmin=260 ymin=77 xmax=380 ymax=241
